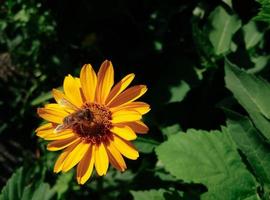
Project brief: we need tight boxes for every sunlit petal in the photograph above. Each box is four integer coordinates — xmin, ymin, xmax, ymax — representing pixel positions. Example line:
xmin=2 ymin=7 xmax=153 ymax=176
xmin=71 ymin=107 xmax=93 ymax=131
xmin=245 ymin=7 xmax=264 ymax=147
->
xmin=94 ymin=143 xmax=109 ymax=176
xmin=110 ymin=125 xmax=137 ymax=140
xmin=110 ymin=101 xmax=150 ymax=115
xmin=105 ymin=73 xmax=135 ymax=105
xmin=117 ymin=121 xmax=149 ymax=134
xmin=106 ymin=141 xmax=127 ymax=171
xmin=53 ymin=141 xmax=79 ymax=173
xmin=112 ymin=135 xmax=139 ymax=160
xmin=63 ymin=75 xmax=83 ymax=107
xmin=47 ymin=136 xmax=80 ymax=151
xmin=111 ymin=110 xmax=142 ymax=123
xmin=108 ymin=85 xmax=147 ymax=108
xmin=62 ymin=141 xmax=90 ymax=172
xmin=77 ymin=145 xmax=95 ymax=184
xmin=37 ymin=107 xmax=68 ymax=124
xmin=80 ymin=64 xmax=97 ymax=102
xmin=95 ymin=60 xmax=114 ymax=104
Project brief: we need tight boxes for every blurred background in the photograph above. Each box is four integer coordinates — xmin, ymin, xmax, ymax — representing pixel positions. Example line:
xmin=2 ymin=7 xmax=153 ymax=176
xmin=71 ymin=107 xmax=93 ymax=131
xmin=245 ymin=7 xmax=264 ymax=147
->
xmin=0 ymin=0 xmax=269 ymax=199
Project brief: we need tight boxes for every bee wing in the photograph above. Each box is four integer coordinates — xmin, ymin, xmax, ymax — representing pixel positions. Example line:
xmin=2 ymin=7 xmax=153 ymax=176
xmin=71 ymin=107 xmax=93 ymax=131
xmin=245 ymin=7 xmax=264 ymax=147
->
xmin=58 ymin=98 xmax=79 ymax=111
xmin=54 ymin=123 xmax=72 ymax=133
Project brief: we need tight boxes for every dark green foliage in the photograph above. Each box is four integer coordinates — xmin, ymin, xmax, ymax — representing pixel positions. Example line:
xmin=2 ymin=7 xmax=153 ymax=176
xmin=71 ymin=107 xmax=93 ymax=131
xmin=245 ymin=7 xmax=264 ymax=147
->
xmin=255 ymin=0 xmax=270 ymax=22
xmin=0 ymin=167 xmax=55 ymax=200
xmin=225 ymin=112 xmax=270 ymax=197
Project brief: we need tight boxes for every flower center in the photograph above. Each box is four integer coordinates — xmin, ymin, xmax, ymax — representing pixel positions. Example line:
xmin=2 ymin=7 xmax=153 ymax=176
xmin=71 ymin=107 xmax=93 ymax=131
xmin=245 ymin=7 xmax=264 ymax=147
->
xmin=64 ymin=102 xmax=112 ymax=144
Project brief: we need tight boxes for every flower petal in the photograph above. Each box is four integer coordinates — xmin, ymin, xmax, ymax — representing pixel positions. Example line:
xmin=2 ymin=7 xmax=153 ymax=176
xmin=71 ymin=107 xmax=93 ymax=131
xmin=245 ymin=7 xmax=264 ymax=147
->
xmin=54 ymin=142 xmax=79 ymax=173
xmin=111 ymin=110 xmax=142 ymax=123
xmin=106 ymin=141 xmax=126 ymax=171
xmin=95 ymin=60 xmax=114 ymax=104
xmin=42 ymin=130 xmax=75 ymax=141
xmin=108 ymin=85 xmax=147 ymax=108
xmin=110 ymin=101 xmax=150 ymax=115
xmin=52 ymin=89 xmax=66 ymax=104
xmin=36 ymin=123 xmax=57 ymax=138
xmin=47 ymin=136 xmax=79 ymax=151
xmin=112 ymin=135 xmax=139 ymax=160
xmin=35 ymin=123 xmax=54 ymax=132
xmin=77 ymin=145 xmax=95 ymax=184
xmin=36 ymin=129 xmax=54 ymax=138
xmin=45 ymin=103 xmax=62 ymax=109
xmin=52 ymin=89 xmax=78 ymax=111
xmin=119 ymin=121 xmax=149 ymax=134
xmin=63 ymin=75 xmax=83 ymax=107
xmin=105 ymin=73 xmax=135 ymax=105
xmin=94 ymin=143 xmax=109 ymax=176
xmin=36 ymin=127 xmax=54 ymax=137
xmin=37 ymin=107 xmax=68 ymax=124
xmin=45 ymin=103 xmax=74 ymax=113
xmin=62 ymin=141 xmax=90 ymax=172
xmin=80 ymin=64 xmax=97 ymax=102
xmin=110 ymin=125 xmax=137 ymax=140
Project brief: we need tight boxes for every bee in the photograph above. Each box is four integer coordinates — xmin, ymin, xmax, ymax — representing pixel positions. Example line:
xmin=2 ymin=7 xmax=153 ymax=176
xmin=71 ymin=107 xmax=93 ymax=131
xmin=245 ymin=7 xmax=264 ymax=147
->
xmin=54 ymin=98 xmax=93 ymax=133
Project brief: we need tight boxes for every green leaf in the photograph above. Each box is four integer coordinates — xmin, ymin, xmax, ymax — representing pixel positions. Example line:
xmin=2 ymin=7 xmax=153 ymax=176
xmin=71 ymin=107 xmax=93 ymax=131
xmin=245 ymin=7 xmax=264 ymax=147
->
xmin=131 ymin=189 xmax=180 ymax=200
xmin=168 ymin=81 xmax=190 ymax=103
xmin=209 ymin=6 xmax=241 ymax=55
xmin=131 ymin=189 xmax=165 ymax=200
xmin=222 ymin=0 xmax=232 ymax=7
xmin=51 ymin=173 xmax=73 ymax=200
xmin=254 ymin=0 xmax=270 ymax=23
xmin=248 ymin=56 xmax=269 ymax=74
xmin=155 ymin=129 xmax=259 ymax=200
xmin=31 ymin=183 xmax=53 ymax=200
xmin=225 ymin=60 xmax=270 ymax=140
xmin=31 ymin=91 xmax=53 ymax=106
xmin=243 ymin=21 xmax=263 ymax=49
xmin=0 ymin=167 xmax=54 ymax=200
xmin=133 ymin=137 xmax=159 ymax=153
xmin=225 ymin=111 xmax=270 ymax=192
xmin=154 ymin=41 xmax=163 ymax=51
xmin=0 ymin=168 xmax=24 ymax=200
xmin=155 ymin=168 xmax=178 ymax=182
xmin=21 ymin=185 xmax=33 ymax=200
xmin=161 ymin=124 xmax=182 ymax=138
xmin=31 ymin=87 xmax=63 ymax=106
xmin=14 ymin=9 xmax=30 ymax=23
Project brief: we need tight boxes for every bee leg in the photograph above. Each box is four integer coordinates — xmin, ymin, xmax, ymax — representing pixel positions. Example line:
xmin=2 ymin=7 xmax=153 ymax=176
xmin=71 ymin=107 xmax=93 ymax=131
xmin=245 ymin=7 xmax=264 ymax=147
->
xmin=79 ymin=124 xmax=85 ymax=135
xmin=54 ymin=124 xmax=64 ymax=134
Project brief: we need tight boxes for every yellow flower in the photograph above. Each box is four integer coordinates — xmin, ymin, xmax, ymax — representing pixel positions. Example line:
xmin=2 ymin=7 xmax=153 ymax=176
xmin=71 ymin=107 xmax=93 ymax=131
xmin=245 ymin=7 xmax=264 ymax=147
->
xmin=35 ymin=60 xmax=150 ymax=184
